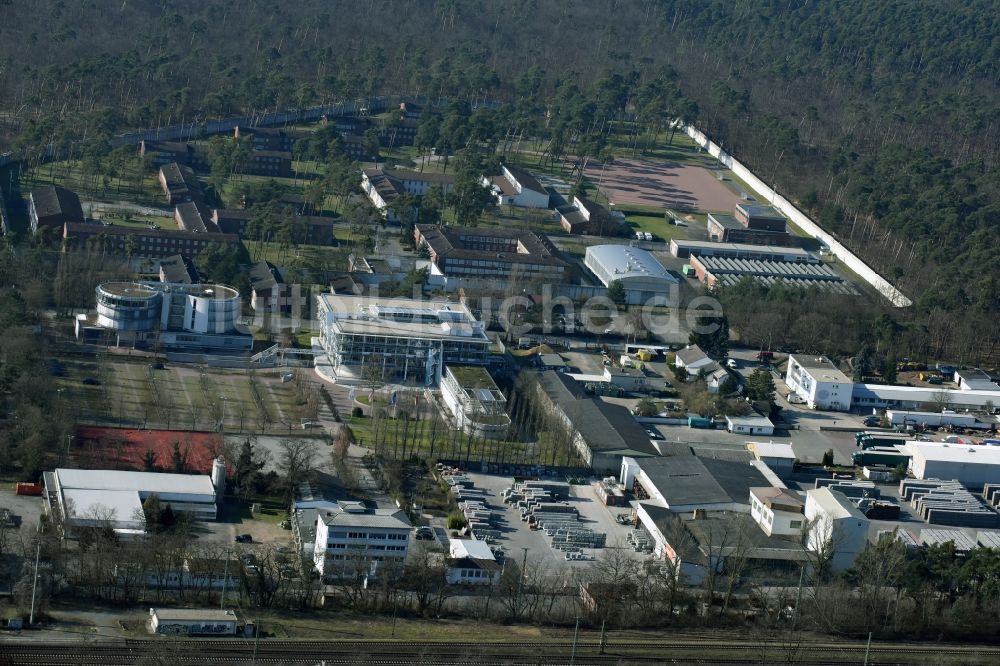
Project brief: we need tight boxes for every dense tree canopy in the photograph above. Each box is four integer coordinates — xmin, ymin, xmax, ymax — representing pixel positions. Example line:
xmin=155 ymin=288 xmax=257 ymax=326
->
xmin=0 ymin=0 xmax=997 ymax=358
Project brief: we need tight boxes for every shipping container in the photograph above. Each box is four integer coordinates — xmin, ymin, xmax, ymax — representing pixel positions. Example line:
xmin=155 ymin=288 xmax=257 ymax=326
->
xmin=15 ymin=482 xmax=43 ymax=496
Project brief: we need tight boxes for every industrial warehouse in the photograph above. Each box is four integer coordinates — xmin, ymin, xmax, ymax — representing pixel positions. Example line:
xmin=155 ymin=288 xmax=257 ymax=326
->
xmin=583 ymin=244 xmax=678 ymax=305
xmin=44 ymin=461 xmax=225 ymax=537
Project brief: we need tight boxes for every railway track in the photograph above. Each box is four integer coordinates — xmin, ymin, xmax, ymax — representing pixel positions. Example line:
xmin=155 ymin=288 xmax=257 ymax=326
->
xmin=1 ymin=636 xmax=997 ymax=666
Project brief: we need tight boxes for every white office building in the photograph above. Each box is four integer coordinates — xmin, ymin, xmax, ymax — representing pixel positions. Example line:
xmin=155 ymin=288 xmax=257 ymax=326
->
xmin=584 ymin=245 xmax=678 ymax=305
xmin=317 ymin=294 xmax=491 ymax=386
xmin=440 ymin=365 xmax=510 ymax=438
xmin=785 ymin=355 xmax=853 ymax=411
xmin=89 ymin=281 xmax=250 ymax=350
xmin=804 ymin=488 xmax=870 ymax=571
xmin=312 ymin=503 xmax=411 ymax=582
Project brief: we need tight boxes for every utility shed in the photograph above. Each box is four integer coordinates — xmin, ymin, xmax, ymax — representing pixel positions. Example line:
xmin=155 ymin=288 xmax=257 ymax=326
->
xmin=149 ymin=608 xmax=238 ymax=635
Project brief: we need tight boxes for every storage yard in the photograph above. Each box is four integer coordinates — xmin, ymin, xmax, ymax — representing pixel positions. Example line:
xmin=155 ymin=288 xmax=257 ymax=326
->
xmin=440 ymin=469 xmax=639 ymax=569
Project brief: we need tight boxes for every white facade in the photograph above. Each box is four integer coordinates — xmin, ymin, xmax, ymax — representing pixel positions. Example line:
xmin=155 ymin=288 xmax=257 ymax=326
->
xmin=48 ymin=468 xmax=219 ymax=537
xmin=747 ymin=441 xmax=796 ymax=475
xmin=749 ymin=487 xmax=805 ymax=537
xmin=886 ymin=410 xmax=983 ymax=429
xmin=804 ymin=488 xmax=869 ymax=572
xmin=785 ymin=355 xmax=853 ymax=411
xmin=486 ymin=165 xmax=549 ymax=208
xmin=852 ymin=384 xmax=1000 ymax=412
xmin=149 ymin=608 xmax=237 ymax=636
xmin=312 ymin=506 xmax=411 ymax=581
xmin=445 ymin=540 xmax=502 ymax=586
xmin=93 ymin=281 xmax=249 ymax=350
xmin=440 ymin=366 xmax=510 ymax=438
xmin=727 ymin=416 xmax=775 ymax=436
xmin=904 ymin=441 xmax=1000 ymax=488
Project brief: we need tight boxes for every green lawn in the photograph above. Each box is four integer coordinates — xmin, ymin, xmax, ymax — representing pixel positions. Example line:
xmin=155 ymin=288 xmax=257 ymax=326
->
xmin=22 ymin=159 xmax=164 ymax=206
xmin=346 ymin=412 xmax=581 ymax=468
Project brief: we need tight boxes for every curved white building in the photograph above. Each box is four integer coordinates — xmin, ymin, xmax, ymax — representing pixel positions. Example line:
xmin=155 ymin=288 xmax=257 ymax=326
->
xmin=96 ymin=282 xmax=162 ymax=331
xmin=584 ymin=245 xmax=678 ymax=305
xmin=90 ymin=281 xmax=250 ymax=350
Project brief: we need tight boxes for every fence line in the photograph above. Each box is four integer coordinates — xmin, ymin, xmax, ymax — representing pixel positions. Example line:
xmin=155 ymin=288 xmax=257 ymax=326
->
xmin=684 ymin=125 xmax=911 ymax=307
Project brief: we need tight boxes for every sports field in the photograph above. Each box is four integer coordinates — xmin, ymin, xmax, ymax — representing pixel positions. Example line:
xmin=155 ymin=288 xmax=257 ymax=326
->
xmin=56 ymin=357 xmax=318 ymax=436
xmin=585 ymin=158 xmax=741 ymax=212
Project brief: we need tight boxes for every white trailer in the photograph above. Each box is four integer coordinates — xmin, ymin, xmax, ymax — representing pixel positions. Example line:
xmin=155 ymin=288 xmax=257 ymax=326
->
xmin=887 ymin=410 xmax=987 ymax=429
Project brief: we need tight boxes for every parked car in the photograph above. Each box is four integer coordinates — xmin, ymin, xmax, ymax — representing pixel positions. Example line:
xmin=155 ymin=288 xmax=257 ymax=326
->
xmin=645 ymin=428 xmax=665 ymax=440
xmin=726 ymin=359 xmax=738 ymax=369
xmin=235 ymin=534 xmax=253 ymax=543
xmin=149 ymin=362 xmax=165 ymax=370
xmin=82 ymin=377 xmax=100 ymax=386
xmin=863 ymin=416 xmax=881 ymax=427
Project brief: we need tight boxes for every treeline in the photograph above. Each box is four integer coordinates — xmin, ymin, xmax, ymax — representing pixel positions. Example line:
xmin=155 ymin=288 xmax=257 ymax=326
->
xmin=0 ymin=0 xmax=997 ymax=356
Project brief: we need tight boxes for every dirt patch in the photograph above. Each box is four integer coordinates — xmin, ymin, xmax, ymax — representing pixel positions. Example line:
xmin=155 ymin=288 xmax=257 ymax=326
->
xmin=73 ymin=426 xmax=225 ymax=474
xmin=586 ymin=158 xmax=740 ymax=213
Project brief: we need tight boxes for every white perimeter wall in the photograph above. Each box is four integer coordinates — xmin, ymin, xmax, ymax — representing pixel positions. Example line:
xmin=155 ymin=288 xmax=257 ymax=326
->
xmin=684 ymin=125 xmax=911 ymax=307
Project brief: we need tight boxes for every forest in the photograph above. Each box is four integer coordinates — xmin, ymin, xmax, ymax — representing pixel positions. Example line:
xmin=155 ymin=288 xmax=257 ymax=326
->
xmin=0 ymin=0 xmax=998 ymax=360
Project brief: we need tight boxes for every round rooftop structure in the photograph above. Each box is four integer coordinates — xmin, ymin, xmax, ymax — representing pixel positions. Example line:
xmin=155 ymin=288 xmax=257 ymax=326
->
xmin=96 ymin=282 xmax=162 ymax=331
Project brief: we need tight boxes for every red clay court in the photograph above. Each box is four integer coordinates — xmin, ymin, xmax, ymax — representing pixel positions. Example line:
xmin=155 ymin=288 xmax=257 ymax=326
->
xmin=73 ymin=426 xmax=225 ymax=474
xmin=585 ymin=158 xmax=741 ymax=212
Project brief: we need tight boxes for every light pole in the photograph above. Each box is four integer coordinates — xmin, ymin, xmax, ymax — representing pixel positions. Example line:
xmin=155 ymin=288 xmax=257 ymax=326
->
xmin=221 ymin=548 xmax=230 ymax=609
xmin=29 ymin=541 xmax=41 ymax=625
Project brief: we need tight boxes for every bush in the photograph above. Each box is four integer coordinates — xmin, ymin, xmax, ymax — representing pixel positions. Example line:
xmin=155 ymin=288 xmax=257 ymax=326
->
xmin=352 ymin=406 xmax=364 ymax=418
xmin=634 ymin=399 xmax=658 ymax=417
xmin=821 ymin=449 xmax=834 ymax=467
xmin=446 ymin=513 xmax=467 ymax=530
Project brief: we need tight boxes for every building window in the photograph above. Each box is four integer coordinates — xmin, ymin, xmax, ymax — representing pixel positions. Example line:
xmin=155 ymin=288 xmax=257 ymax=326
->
xmin=790 ymin=520 xmax=802 ymax=529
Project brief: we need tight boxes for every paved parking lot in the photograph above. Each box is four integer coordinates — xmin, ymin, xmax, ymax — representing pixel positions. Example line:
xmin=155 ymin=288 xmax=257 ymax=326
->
xmin=463 ymin=473 xmax=641 ymax=570
xmin=0 ymin=488 xmax=46 ymax=531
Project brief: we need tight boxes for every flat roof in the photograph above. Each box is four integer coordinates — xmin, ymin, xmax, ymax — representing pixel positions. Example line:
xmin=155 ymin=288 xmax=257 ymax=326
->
xmin=904 ymin=441 xmax=1000 ymax=465
xmin=747 ymin=441 xmax=794 ymax=458
xmin=319 ymin=294 xmax=488 ymax=342
xmin=728 ymin=416 xmax=775 ymax=428
xmin=446 ymin=365 xmax=498 ymax=388
xmin=736 ymin=203 xmax=785 ymax=220
xmin=854 ymin=384 xmax=1000 ymax=408
xmin=633 ymin=455 xmax=771 ymax=508
xmin=790 ymin=355 xmax=852 ymax=384
xmin=707 ymin=213 xmax=743 ymax=230
xmin=320 ymin=507 xmax=411 ymax=529
xmin=56 ymin=468 xmax=216 ymax=496
xmin=99 ymin=282 xmax=160 ymax=299
xmin=671 ymin=239 xmax=816 ymax=259
xmin=807 ymin=487 xmax=866 ymax=520
xmin=151 ymin=609 xmax=237 ymax=622
xmin=62 ymin=488 xmax=144 ymax=523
